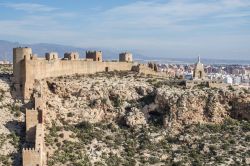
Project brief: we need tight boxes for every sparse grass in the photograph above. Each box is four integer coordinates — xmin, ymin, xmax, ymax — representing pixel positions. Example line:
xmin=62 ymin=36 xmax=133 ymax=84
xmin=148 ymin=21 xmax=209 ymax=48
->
xmin=8 ymin=104 xmax=22 ymax=117
xmin=46 ymin=119 xmax=250 ymax=165
xmin=0 ymin=88 xmax=5 ymax=102
xmin=43 ymin=72 xmax=250 ymax=165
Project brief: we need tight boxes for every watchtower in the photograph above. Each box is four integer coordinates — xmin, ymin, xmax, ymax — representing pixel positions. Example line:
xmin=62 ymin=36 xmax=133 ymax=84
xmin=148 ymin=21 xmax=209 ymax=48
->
xmin=13 ymin=47 xmax=32 ymax=97
xmin=45 ymin=52 xmax=59 ymax=61
xmin=64 ymin=52 xmax=79 ymax=60
xmin=119 ymin=52 xmax=133 ymax=62
xmin=86 ymin=51 xmax=102 ymax=62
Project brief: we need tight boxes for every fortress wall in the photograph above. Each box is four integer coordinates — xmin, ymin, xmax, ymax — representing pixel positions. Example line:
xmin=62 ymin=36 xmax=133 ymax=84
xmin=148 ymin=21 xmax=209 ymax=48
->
xmin=35 ymin=124 xmax=44 ymax=151
xmin=35 ymin=96 xmax=45 ymax=110
xmin=23 ymin=127 xmax=45 ymax=166
xmin=26 ymin=109 xmax=39 ymax=142
xmin=25 ymin=59 xmax=132 ymax=79
xmin=23 ymin=59 xmax=133 ymax=99
xmin=23 ymin=101 xmax=46 ymax=165
xmin=35 ymin=124 xmax=46 ymax=165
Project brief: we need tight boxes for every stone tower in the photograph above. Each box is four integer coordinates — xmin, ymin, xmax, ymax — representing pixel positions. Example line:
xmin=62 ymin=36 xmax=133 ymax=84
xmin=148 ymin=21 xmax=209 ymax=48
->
xmin=119 ymin=52 xmax=133 ymax=62
xmin=86 ymin=51 xmax=102 ymax=62
xmin=13 ymin=47 xmax=32 ymax=97
xmin=64 ymin=52 xmax=79 ymax=60
xmin=45 ymin=52 xmax=59 ymax=61
xmin=193 ymin=56 xmax=206 ymax=79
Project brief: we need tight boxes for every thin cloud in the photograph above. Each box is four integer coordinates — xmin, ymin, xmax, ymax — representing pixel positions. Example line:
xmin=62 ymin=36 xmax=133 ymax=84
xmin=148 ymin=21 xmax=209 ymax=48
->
xmin=0 ymin=2 xmax=58 ymax=12
xmin=216 ymin=12 xmax=250 ymax=18
xmin=97 ymin=0 xmax=250 ymax=29
xmin=0 ymin=0 xmax=249 ymax=59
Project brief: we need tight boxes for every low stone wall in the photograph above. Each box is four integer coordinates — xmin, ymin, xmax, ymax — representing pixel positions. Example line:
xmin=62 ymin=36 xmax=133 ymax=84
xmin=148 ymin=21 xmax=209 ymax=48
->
xmin=185 ymin=80 xmax=227 ymax=89
xmin=132 ymin=64 xmax=167 ymax=77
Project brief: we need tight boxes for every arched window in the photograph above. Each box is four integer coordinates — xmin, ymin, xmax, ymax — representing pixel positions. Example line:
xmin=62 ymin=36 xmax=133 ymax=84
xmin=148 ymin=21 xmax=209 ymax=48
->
xmin=199 ymin=71 xmax=202 ymax=78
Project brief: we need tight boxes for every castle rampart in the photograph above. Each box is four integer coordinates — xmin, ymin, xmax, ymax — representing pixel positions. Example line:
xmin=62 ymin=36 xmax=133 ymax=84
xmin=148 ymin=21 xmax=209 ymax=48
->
xmin=12 ymin=48 xmax=134 ymax=100
xmin=12 ymin=47 xmax=167 ymax=165
xmin=23 ymin=96 xmax=46 ymax=166
xmin=24 ymin=58 xmax=133 ymax=100
xmin=26 ymin=109 xmax=39 ymax=142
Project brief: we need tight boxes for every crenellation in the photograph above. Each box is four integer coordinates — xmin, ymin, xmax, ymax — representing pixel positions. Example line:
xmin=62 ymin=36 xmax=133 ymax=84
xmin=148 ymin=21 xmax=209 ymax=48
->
xmin=23 ymin=148 xmax=36 ymax=151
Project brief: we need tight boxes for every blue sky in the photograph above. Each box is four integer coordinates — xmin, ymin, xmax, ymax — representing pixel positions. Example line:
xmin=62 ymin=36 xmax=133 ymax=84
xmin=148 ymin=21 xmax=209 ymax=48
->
xmin=0 ymin=0 xmax=250 ymax=59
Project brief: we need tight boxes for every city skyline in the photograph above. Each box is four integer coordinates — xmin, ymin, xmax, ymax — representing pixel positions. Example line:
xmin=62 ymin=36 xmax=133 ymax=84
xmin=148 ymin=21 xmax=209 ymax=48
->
xmin=0 ymin=0 xmax=250 ymax=59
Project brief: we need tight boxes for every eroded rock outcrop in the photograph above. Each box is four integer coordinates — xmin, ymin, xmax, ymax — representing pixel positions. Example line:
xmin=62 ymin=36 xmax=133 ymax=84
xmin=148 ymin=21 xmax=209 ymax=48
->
xmin=37 ymin=72 xmax=250 ymax=165
xmin=41 ymin=73 xmax=250 ymax=132
xmin=125 ymin=107 xmax=147 ymax=128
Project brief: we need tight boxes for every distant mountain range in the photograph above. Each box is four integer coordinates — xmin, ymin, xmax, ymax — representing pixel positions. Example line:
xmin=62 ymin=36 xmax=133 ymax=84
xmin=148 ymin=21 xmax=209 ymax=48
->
xmin=0 ymin=40 xmax=146 ymax=62
xmin=0 ymin=40 xmax=250 ymax=65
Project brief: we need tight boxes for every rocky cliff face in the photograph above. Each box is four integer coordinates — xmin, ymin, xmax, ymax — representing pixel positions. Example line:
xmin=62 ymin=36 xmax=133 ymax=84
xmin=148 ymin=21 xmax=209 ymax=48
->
xmin=38 ymin=72 xmax=250 ymax=165
xmin=41 ymin=72 xmax=249 ymax=131
xmin=1 ymin=67 xmax=249 ymax=166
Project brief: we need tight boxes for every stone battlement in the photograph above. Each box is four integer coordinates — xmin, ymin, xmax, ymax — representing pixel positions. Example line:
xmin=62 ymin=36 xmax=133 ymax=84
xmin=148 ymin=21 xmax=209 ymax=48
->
xmin=23 ymin=146 xmax=42 ymax=166
xmin=22 ymin=148 xmax=37 ymax=152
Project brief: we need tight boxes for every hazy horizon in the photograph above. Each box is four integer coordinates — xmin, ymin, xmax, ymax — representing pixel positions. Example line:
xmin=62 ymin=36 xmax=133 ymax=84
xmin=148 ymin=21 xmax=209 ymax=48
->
xmin=0 ymin=0 xmax=250 ymax=60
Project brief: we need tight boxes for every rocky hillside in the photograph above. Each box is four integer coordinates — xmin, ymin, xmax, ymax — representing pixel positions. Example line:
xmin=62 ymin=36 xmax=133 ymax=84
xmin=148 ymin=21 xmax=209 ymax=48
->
xmin=37 ymin=71 xmax=250 ymax=165
xmin=0 ymin=65 xmax=249 ymax=166
xmin=0 ymin=66 xmax=25 ymax=166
